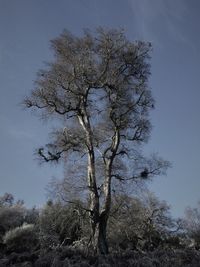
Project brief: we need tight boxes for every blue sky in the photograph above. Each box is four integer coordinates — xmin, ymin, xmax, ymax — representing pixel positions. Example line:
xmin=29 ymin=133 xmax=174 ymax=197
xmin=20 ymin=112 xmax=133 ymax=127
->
xmin=0 ymin=0 xmax=200 ymax=217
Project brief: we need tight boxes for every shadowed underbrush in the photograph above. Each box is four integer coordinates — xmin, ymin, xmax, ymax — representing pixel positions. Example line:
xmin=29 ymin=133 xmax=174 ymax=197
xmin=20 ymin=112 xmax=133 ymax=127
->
xmin=1 ymin=247 xmax=200 ymax=266
xmin=0 ymin=193 xmax=200 ymax=266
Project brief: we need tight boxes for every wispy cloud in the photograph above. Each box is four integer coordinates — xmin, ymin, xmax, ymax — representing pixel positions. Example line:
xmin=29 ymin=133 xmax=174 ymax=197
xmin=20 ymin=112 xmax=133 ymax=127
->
xmin=128 ymin=0 xmax=193 ymax=50
xmin=8 ymin=128 xmax=34 ymax=140
xmin=1 ymin=114 xmax=34 ymax=141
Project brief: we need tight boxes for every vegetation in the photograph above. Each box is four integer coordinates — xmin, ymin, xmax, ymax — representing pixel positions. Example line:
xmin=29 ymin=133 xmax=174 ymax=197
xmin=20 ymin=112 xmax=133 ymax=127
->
xmin=0 ymin=192 xmax=200 ymax=266
xmin=3 ymin=223 xmax=38 ymax=253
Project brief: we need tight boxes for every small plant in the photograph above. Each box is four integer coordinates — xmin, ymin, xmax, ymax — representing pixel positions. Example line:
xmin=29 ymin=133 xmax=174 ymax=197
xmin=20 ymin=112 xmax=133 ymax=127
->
xmin=3 ymin=223 xmax=39 ymax=252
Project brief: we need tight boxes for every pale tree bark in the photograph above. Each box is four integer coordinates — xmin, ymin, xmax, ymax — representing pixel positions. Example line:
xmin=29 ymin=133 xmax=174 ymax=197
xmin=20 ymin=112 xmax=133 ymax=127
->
xmin=77 ymin=98 xmax=103 ymax=253
xmin=93 ymin=128 xmax=120 ymax=254
xmin=77 ymin=98 xmax=120 ymax=254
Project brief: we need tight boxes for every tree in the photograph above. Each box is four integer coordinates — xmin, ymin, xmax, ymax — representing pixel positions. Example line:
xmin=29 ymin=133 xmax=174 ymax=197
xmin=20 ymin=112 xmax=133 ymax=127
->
xmin=24 ymin=28 xmax=169 ymax=254
xmin=138 ymin=192 xmax=175 ymax=250
xmin=108 ymin=191 xmax=175 ymax=251
xmin=183 ymin=202 xmax=200 ymax=248
xmin=0 ymin=193 xmax=14 ymax=207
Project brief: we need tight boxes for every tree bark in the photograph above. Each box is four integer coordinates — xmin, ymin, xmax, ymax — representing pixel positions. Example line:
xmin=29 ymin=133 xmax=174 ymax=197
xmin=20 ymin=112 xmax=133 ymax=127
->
xmin=78 ymin=102 xmax=119 ymax=254
xmin=89 ymin=165 xmax=111 ymax=254
xmin=78 ymin=107 xmax=105 ymax=253
xmin=91 ymin=165 xmax=112 ymax=254
xmin=92 ymin=213 xmax=109 ymax=254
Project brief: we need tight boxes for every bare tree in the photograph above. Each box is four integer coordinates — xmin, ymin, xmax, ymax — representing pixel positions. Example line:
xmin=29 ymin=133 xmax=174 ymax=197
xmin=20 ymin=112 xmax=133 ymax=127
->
xmin=108 ymin=191 xmax=175 ymax=251
xmin=183 ymin=202 xmax=200 ymax=248
xmin=24 ymin=28 xmax=169 ymax=254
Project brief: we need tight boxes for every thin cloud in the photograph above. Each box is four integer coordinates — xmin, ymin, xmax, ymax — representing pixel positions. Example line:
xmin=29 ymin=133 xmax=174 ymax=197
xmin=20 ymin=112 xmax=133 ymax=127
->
xmin=128 ymin=0 xmax=193 ymax=50
xmin=8 ymin=128 xmax=34 ymax=140
xmin=1 ymin=114 xmax=34 ymax=140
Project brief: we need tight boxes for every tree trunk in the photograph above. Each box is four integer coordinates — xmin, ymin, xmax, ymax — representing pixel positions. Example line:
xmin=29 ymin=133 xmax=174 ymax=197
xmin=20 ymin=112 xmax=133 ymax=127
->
xmin=91 ymin=165 xmax=111 ymax=254
xmin=92 ymin=213 xmax=109 ymax=254
xmin=78 ymin=106 xmax=114 ymax=255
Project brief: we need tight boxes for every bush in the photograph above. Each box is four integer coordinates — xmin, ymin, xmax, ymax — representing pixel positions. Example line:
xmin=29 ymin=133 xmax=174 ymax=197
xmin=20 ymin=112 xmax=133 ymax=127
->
xmin=39 ymin=201 xmax=83 ymax=249
xmin=24 ymin=207 xmax=39 ymax=225
xmin=3 ymin=223 xmax=39 ymax=253
xmin=108 ymin=193 xmax=175 ymax=251
xmin=0 ymin=206 xmax=25 ymax=240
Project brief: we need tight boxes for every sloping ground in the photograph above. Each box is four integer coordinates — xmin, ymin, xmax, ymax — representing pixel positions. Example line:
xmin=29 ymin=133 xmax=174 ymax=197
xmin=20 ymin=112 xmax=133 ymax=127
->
xmin=0 ymin=247 xmax=200 ymax=266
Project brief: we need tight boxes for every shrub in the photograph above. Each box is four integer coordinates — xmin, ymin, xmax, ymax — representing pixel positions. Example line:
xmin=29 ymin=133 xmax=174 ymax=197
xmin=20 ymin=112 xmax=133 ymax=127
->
xmin=24 ymin=207 xmax=39 ymax=225
xmin=3 ymin=223 xmax=39 ymax=252
xmin=39 ymin=201 xmax=83 ymax=249
xmin=0 ymin=206 xmax=25 ymax=240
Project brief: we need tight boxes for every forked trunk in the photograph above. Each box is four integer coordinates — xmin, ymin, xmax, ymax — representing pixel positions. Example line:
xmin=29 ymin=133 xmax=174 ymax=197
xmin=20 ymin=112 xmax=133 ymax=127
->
xmin=78 ymin=108 xmax=113 ymax=255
